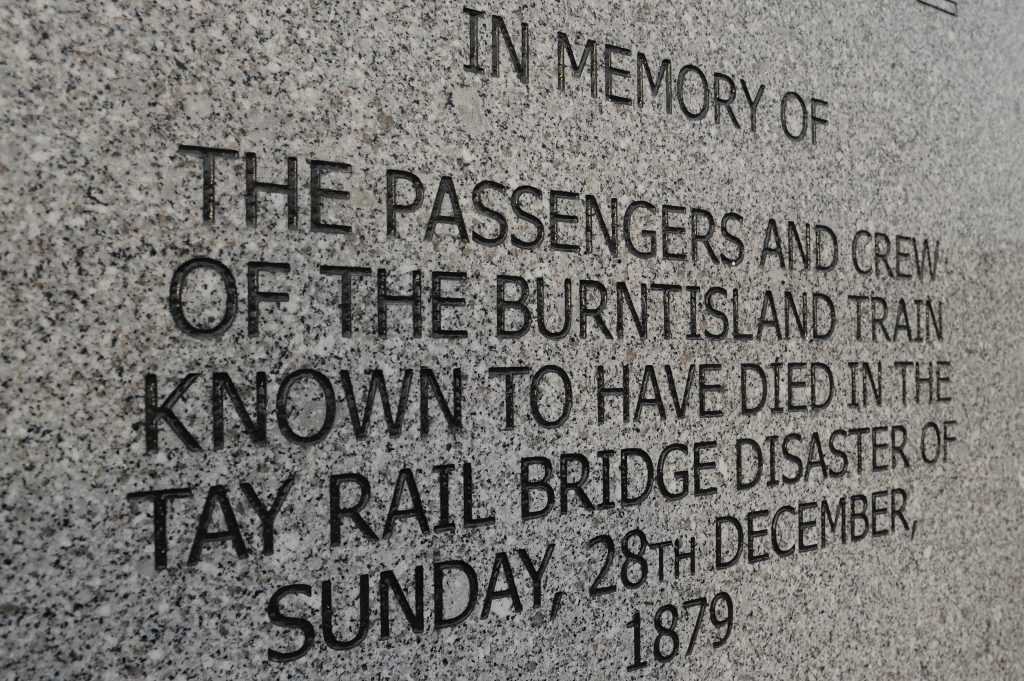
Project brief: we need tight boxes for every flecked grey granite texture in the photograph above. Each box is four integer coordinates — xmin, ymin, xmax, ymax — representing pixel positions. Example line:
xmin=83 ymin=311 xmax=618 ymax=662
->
xmin=3 ymin=0 xmax=1023 ymax=679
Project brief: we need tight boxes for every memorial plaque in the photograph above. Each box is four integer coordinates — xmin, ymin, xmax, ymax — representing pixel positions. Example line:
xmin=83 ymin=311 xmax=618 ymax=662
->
xmin=3 ymin=0 xmax=1023 ymax=677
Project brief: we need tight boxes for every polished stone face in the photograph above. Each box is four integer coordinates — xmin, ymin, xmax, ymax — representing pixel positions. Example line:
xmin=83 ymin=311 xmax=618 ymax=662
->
xmin=3 ymin=0 xmax=1023 ymax=678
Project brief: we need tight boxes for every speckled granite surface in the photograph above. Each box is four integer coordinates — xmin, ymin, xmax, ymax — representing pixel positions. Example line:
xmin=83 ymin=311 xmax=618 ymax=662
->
xmin=2 ymin=0 xmax=1023 ymax=678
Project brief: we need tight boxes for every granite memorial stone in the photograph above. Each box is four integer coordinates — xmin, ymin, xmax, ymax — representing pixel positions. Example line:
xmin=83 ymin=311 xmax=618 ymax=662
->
xmin=2 ymin=0 xmax=1023 ymax=678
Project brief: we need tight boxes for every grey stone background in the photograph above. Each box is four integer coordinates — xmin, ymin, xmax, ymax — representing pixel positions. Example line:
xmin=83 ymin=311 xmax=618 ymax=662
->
xmin=2 ymin=0 xmax=1023 ymax=678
